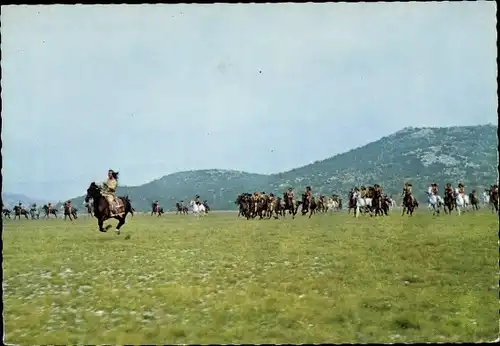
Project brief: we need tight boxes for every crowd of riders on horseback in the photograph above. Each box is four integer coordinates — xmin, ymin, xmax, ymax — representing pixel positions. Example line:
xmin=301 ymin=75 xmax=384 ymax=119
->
xmin=151 ymin=197 xmax=210 ymax=216
xmin=1 ymin=200 xmax=79 ymax=220
xmin=346 ymin=184 xmax=395 ymax=217
xmin=235 ymin=187 xmax=342 ymax=220
xmin=397 ymin=181 xmax=498 ymax=216
xmin=4 ymin=174 xmax=498 ymax=225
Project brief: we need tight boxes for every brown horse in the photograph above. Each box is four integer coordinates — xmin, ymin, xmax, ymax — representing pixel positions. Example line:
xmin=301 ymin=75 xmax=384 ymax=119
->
xmin=13 ymin=206 xmax=29 ymax=220
xmin=175 ymin=202 xmax=188 ymax=215
xmin=301 ymin=193 xmax=317 ymax=218
xmin=402 ymin=192 xmax=417 ymax=216
xmin=2 ymin=208 xmax=11 ymax=219
xmin=469 ymin=191 xmax=479 ymax=211
xmin=151 ymin=203 xmax=163 ymax=217
xmin=64 ymin=205 xmax=78 ymax=221
xmin=347 ymin=190 xmax=356 ymax=214
xmin=85 ymin=182 xmax=133 ymax=234
xmin=443 ymin=188 xmax=455 ymax=214
xmin=371 ymin=189 xmax=384 ymax=216
xmin=489 ymin=187 xmax=499 ymax=213
xmin=282 ymin=192 xmax=299 ymax=218
xmin=42 ymin=205 xmax=58 ymax=219
xmin=235 ymin=194 xmax=252 ymax=219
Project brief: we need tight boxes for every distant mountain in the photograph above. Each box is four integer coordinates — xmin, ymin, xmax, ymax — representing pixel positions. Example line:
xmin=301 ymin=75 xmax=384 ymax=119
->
xmin=66 ymin=124 xmax=498 ymax=211
xmin=2 ymin=193 xmax=50 ymax=208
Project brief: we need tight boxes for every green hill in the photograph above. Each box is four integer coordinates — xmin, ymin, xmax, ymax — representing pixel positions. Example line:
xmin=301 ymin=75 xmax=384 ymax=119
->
xmin=67 ymin=124 xmax=498 ymax=211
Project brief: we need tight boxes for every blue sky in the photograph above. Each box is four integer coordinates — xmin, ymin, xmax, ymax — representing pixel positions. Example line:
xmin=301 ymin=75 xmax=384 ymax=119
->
xmin=2 ymin=2 xmax=497 ymax=200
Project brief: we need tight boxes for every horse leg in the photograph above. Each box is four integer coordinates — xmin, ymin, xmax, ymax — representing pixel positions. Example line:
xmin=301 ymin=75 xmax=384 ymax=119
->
xmin=98 ymin=218 xmax=106 ymax=232
xmin=115 ymin=216 xmax=125 ymax=234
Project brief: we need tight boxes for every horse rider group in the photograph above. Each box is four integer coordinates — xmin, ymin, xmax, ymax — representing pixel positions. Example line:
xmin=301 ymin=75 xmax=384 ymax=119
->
xmin=352 ymin=184 xmax=383 ymax=198
xmin=249 ymin=187 xmax=313 ymax=201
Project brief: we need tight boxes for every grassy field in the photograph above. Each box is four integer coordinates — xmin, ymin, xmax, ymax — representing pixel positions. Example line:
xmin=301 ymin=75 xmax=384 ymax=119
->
xmin=2 ymin=210 xmax=498 ymax=344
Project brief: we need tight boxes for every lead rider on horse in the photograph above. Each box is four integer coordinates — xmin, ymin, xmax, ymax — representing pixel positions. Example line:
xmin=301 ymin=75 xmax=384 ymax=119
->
xmin=101 ymin=169 xmax=119 ymax=215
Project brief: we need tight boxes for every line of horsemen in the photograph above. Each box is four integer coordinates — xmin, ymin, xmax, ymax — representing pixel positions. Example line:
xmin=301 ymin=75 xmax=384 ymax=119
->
xmin=2 ymin=200 xmax=78 ymax=220
xmin=236 ymin=186 xmax=344 ymax=219
xmin=400 ymin=181 xmax=498 ymax=214
xmin=151 ymin=196 xmax=211 ymax=216
xmin=235 ymin=181 xmax=499 ymax=220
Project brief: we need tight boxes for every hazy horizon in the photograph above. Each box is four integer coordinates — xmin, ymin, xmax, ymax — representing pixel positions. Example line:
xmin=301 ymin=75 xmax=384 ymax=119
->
xmin=2 ymin=2 xmax=497 ymax=200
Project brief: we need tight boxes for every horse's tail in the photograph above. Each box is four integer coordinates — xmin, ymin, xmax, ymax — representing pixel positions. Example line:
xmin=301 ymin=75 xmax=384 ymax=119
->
xmin=121 ymin=195 xmax=133 ymax=215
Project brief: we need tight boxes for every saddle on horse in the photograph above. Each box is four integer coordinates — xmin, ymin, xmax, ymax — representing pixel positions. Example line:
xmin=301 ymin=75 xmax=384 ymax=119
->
xmin=108 ymin=196 xmax=125 ymax=216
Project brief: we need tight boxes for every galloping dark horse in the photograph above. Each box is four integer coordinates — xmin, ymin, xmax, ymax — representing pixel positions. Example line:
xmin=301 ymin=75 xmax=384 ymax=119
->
xmin=64 ymin=205 xmax=78 ymax=221
xmin=235 ymin=194 xmax=251 ymax=219
xmin=347 ymin=190 xmax=356 ymax=214
xmin=443 ymin=188 xmax=455 ymax=214
xmin=489 ymin=187 xmax=499 ymax=213
xmin=371 ymin=189 xmax=384 ymax=216
xmin=13 ymin=206 xmax=29 ymax=220
xmin=3 ymin=208 xmax=12 ymax=219
xmin=151 ymin=203 xmax=164 ymax=217
xmin=85 ymin=182 xmax=133 ymax=234
xmin=282 ymin=192 xmax=299 ymax=219
xmin=42 ymin=205 xmax=58 ymax=219
xmin=469 ymin=191 xmax=479 ymax=211
xmin=203 ymin=200 xmax=210 ymax=213
xmin=175 ymin=202 xmax=188 ymax=215
xmin=402 ymin=192 xmax=417 ymax=216
xmin=301 ymin=194 xmax=317 ymax=218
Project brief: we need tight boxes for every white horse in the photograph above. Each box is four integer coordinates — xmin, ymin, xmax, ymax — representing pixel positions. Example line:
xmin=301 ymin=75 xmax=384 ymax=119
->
xmin=326 ymin=198 xmax=339 ymax=213
xmin=352 ymin=191 xmax=372 ymax=218
xmin=189 ymin=200 xmax=206 ymax=218
xmin=389 ymin=198 xmax=396 ymax=209
xmin=482 ymin=191 xmax=490 ymax=205
xmin=454 ymin=188 xmax=469 ymax=215
xmin=426 ymin=187 xmax=442 ymax=216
